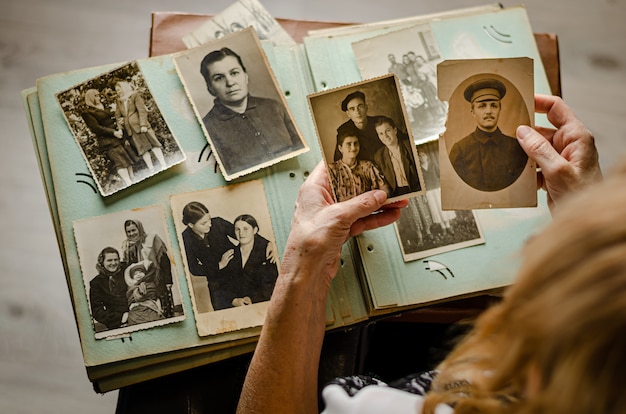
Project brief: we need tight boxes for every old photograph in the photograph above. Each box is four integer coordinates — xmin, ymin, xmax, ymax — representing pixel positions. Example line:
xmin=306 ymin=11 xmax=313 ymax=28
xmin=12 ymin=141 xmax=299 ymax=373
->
xmin=73 ymin=205 xmax=185 ymax=340
xmin=173 ymin=27 xmax=308 ymax=181
xmin=352 ymin=24 xmax=448 ymax=145
xmin=181 ymin=0 xmax=296 ymax=48
xmin=308 ymin=74 xmax=425 ymax=204
xmin=437 ymin=58 xmax=537 ymax=210
xmin=56 ymin=61 xmax=186 ymax=197
xmin=394 ymin=140 xmax=484 ymax=262
xmin=170 ymin=179 xmax=278 ymax=337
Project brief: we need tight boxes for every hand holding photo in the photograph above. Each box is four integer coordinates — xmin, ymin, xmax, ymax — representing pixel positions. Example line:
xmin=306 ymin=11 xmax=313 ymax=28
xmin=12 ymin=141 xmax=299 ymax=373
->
xmin=308 ymin=74 xmax=425 ymax=204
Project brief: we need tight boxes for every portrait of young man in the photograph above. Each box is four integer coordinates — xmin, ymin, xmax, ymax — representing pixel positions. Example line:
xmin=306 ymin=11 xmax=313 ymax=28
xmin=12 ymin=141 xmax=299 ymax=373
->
xmin=438 ymin=58 xmax=537 ymax=210
xmin=334 ymin=90 xmax=385 ymax=162
xmin=173 ymin=27 xmax=308 ymax=180
xmin=449 ymin=77 xmax=528 ymax=192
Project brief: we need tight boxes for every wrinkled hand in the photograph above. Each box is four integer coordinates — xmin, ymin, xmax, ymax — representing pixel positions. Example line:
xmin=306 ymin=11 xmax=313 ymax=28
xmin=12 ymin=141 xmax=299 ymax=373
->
xmin=114 ymin=129 xmax=123 ymax=139
xmin=282 ymin=162 xmax=407 ymax=285
xmin=140 ymin=126 xmax=148 ymax=133
xmin=516 ymin=94 xmax=602 ymax=212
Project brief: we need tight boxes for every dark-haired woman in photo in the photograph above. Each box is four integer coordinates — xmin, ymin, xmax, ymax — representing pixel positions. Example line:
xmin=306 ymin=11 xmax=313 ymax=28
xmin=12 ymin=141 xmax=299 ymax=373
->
xmin=220 ymin=214 xmax=279 ymax=306
xmin=89 ymin=247 xmax=128 ymax=331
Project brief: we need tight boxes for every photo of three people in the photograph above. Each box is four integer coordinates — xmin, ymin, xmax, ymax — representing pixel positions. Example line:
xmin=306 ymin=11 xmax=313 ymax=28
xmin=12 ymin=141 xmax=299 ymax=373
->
xmin=308 ymin=74 xmax=425 ymax=205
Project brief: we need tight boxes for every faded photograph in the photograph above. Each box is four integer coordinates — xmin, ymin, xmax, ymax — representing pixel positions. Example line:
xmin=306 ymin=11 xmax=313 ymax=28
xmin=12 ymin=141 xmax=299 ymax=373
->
xmin=352 ymin=24 xmax=448 ymax=144
xmin=170 ymin=180 xmax=278 ymax=336
xmin=394 ymin=140 xmax=484 ymax=262
xmin=308 ymin=74 xmax=425 ymax=204
xmin=73 ymin=205 xmax=185 ymax=340
xmin=438 ymin=58 xmax=537 ymax=210
xmin=56 ymin=61 xmax=186 ymax=197
xmin=182 ymin=0 xmax=296 ymax=48
xmin=174 ymin=27 xmax=308 ymax=181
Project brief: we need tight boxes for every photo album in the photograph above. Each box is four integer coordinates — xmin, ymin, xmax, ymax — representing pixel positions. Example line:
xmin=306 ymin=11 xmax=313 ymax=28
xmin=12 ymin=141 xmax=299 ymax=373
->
xmin=22 ymin=0 xmax=556 ymax=393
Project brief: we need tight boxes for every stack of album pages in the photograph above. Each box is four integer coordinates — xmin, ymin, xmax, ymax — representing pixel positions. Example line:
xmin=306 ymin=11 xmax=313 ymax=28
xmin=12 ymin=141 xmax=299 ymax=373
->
xmin=22 ymin=0 xmax=556 ymax=393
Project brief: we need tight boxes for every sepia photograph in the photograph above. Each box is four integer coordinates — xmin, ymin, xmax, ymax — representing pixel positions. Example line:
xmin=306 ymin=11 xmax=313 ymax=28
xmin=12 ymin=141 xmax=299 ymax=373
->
xmin=308 ymin=74 xmax=425 ymax=205
xmin=352 ymin=24 xmax=448 ymax=145
xmin=170 ymin=179 xmax=278 ymax=337
xmin=56 ymin=61 xmax=186 ymax=197
xmin=73 ymin=205 xmax=185 ymax=340
xmin=394 ymin=140 xmax=484 ymax=262
xmin=173 ymin=27 xmax=308 ymax=181
xmin=437 ymin=58 xmax=537 ymax=210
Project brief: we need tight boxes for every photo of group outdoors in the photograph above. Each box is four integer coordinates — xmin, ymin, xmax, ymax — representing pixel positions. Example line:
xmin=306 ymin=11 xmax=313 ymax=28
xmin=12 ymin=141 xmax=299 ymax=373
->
xmin=73 ymin=205 xmax=185 ymax=339
xmin=56 ymin=61 xmax=186 ymax=196
xmin=173 ymin=27 xmax=308 ymax=181
xmin=352 ymin=24 xmax=448 ymax=145
xmin=437 ymin=58 xmax=537 ymax=210
xmin=394 ymin=140 xmax=484 ymax=262
xmin=308 ymin=74 xmax=425 ymax=205
xmin=170 ymin=179 xmax=279 ymax=336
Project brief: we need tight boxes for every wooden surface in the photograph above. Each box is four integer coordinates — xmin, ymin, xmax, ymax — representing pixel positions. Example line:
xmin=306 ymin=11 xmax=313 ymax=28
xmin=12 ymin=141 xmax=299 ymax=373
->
xmin=2 ymin=0 xmax=626 ymax=412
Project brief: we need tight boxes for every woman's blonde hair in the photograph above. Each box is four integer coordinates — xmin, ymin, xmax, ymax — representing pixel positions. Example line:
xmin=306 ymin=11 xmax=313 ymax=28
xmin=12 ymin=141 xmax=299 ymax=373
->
xmin=424 ymin=162 xmax=626 ymax=414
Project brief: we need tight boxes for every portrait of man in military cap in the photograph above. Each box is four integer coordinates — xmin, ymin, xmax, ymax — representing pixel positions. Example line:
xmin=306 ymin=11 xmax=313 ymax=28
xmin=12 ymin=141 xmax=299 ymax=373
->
xmin=448 ymin=77 xmax=528 ymax=192
xmin=437 ymin=58 xmax=536 ymax=210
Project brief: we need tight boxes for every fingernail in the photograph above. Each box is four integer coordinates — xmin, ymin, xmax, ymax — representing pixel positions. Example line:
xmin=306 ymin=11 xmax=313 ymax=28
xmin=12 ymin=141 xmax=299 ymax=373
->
xmin=516 ymin=125 xmax=532 ymax=139
xmin=373 ymin=190 xmax=387 ymax=204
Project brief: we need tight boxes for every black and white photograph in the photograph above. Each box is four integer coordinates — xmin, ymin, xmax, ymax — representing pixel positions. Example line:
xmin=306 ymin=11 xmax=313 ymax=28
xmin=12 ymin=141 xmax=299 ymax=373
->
xmin=170 ymin=179 xmax=278 ymax=337
xmin=173 ymin=27 xmax=308 ymax=181
xmin=73 ymin=205 xmax=185 ymax=340
xmin=56 ymin=61 xmax=186 ymax=197
xmin=181 ymin=0 xmax=296 ymax=48
xmin=437 ymin=58 xmax=537 ymax=210
xmin=352 ymin=24 xmax=448 ymax=144
xmin=308 ymin=74 xmax=425 ymax=205
xmin=394 ymin=140 xmax=484 ymax=262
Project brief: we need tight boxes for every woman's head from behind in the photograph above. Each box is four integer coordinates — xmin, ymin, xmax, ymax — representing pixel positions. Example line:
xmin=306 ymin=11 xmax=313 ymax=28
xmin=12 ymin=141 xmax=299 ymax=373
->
xmin=429 ymin=164 xmax=626 ymax=414
xmin=500 ymin=165 xmax=626 ymax=413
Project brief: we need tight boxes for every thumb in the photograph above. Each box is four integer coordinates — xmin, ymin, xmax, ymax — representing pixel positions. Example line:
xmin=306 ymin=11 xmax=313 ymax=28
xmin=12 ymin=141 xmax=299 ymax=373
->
xmin=338 ymin=190 xmax=388 ymax=223
xmin=516 ymin=125 xmax=561 ymax=171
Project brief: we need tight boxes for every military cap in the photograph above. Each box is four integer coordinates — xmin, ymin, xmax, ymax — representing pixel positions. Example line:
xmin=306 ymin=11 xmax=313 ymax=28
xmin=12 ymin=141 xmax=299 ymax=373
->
xmin=463 ymin=78 xmax=506 ymax=103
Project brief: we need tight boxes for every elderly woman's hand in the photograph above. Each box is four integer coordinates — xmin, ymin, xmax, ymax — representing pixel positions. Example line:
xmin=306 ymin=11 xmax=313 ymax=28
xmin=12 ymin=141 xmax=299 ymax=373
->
xmin=280 ymin=162 xmax=407 ymax=287
xmin=516 ymin=94 xmax=603 ymax=212
xmin=236 ymin=162 xmax=407 ymax=414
